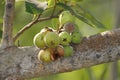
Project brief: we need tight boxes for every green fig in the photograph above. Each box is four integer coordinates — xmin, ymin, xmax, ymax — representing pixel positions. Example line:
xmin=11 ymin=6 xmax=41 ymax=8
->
xmin=71 ymin=31 xmax=82 ymax=44
xmin=63 ymin=45 xmax=74 ymax=57
xmin=59 ymin=11 xmax=75 ymax=26
xmin=44 ymin=32 xmax=60 ymax=48
xmin=38 ymin=49 xmax=52 ymax=63
xmin=33 ymin=27 xmax=54 ymax=48
xmin=59 ymin=31 xmax=71 ymax=45
xmin=33 ymin=32 xmax=46 ymax=48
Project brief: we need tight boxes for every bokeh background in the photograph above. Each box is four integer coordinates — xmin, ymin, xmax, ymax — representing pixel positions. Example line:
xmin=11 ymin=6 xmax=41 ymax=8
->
xmin=0 ymin=0 xmax=120 ymax=80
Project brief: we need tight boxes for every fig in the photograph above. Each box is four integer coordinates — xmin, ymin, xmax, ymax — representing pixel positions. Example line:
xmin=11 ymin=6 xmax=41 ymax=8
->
xmin=63 ymin=45 xmax=74 ymax=57
xmin=59 ymin=11 xmax=75 ymax=26
xmin=59 ymin=31 xmax=71 ymax=45
xmin=71 ymin=31 xmax=82 ymax=44
xmin=38 ymin=49 xmax=52 ymax=63
xmin=63 ymin=22 xmax=75 ymax=33
xmin=56 ymin=45 xmax=64 ymax=57
xmin=44 ymin=32 xmax=60 ymax=47
xmin=33 ymin=32 xmax=46 ymax=48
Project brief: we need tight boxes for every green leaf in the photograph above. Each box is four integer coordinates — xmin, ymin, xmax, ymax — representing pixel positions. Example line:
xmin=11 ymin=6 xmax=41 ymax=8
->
xmin=25 ymin=1 xmax=47 ymax=14
xmin=57 ymin=3 xmax=105 ymax=29
xmin=41 ymin=5 xmax=63 ymax=18
xmin=51 ymin=18 xmax=59 ymax=30
xmin=73 ymin=4 xmax=105 ymax=28
xmin=48 ymin=0 xmax=55 ymax=8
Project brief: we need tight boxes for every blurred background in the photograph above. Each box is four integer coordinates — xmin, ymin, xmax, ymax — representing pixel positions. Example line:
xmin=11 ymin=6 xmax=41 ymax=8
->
xmin=0 ymin=0 xmax=120 ymax=80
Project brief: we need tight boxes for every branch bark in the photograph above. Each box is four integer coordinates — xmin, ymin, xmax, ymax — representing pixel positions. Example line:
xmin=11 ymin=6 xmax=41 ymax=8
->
xmin=1 ymin=0 xmax=15 ymax=48
xmin=0 ymin=28 xmax=120 ymax=79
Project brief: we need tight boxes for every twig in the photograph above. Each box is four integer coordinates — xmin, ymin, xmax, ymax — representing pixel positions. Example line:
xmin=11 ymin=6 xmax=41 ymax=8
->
xmin=37 ymin=9 xmax=63 ymax=22
xmin=13 ymin=14 xmax=40 ymax=42
xmin=13 ymin=10 xmax=63 ymax=42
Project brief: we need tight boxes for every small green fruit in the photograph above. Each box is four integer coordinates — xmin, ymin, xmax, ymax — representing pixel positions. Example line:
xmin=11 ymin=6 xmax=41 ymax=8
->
xmin=38 ymin=49 xmax=52 ymax=62
xmin=44 ymin=32 xmax=60 ymax=47
xmin=59 ymin=31 xmax=71 ymax=45
xmin=33 ymin=27 xmax=54 ymax=48
xmin=63 ymin=22 xmax=75 ymax=33
xmin=59 ymin=11 xmax=75 ymax=26
xmin=63 ymin=45 xmax=74 ymax=57
xmin=71 ymin=31 xmax=82 ymax=44
xmin=33 ymin=32 xmax=46 ymax=48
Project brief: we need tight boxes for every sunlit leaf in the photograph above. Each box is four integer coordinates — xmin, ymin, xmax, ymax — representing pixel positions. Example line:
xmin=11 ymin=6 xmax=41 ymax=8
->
xmin=48 ymin=0 xmax=55 ymax=8
xmin=73 ymin=4 xmax=105 ymax=28
xmin=57 ymin=3 xmax=105 ymax=29
xmin=51 ymin=18 xmax=59 ymax=30
xmin=25 ymin=1 xmax=47 ymax=14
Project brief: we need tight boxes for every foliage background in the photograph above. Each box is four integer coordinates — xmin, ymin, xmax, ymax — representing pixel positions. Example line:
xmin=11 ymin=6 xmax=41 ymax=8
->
xmin=0 ymin=0 xmax=120 ymax=80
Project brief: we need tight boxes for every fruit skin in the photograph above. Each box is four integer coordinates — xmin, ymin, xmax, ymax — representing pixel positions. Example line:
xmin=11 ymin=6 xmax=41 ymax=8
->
xmin=63 ymin=22 xmax=75 ymax=33
xmin=56 ymin=45 xmax=64 ymax=57
xmin=33 ymin=32 xmax=46 ymax=48
xmin=38 ymin=49 xmax=52 ymax=63
xmin=63 ymin=45 xmax=74 ymax=57
xmin=33 ymin=27 xmax=53 ymax=48
xmin=71 ymin=31 xmax=82 ymax=44
xmin=59 ymin=11 xmax=75 ymax=26
xmin=40 ymin=27 xmax=53 ymax=34
xmin=59 ymin=31 xmax=71 ymax=45
xmin=44 ymin=32 xmax=60 ymax=48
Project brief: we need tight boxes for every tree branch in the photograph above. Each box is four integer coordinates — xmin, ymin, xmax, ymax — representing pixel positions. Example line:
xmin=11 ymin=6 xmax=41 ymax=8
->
xmin=13 ymin=10 xmax=63 ymax=42
xmin=1 ymin=0 xmax=15 ymax=48
xmin=0 ymin=28 xmax=120 ymax=79
xmin=13 ymin=15 xmax=40 ymax=42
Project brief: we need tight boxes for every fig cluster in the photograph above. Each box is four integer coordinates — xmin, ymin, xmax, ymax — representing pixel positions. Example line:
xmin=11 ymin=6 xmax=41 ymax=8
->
xmin=33 ymin=15 xmax=82 ymax=63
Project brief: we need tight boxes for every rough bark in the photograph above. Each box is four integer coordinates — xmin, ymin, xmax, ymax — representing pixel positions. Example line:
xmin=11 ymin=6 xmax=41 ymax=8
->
xmin=0 ymin=29 xmax=120 ymax=80
xmin=1 ymin=0 xmax=15 ymax=48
